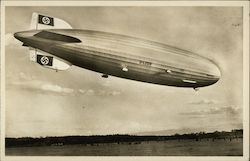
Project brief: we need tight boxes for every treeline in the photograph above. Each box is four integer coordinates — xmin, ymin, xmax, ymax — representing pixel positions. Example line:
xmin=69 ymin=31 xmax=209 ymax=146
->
xmin=5 ymin=129 xmax=243 ymax=147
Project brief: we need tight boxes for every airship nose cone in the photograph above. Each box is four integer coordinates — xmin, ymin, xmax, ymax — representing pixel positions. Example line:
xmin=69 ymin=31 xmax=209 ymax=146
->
xmin=207 ymin=62 xmax=221 ymax=86
xmin=212 ymin=63 xmax=221 ymax=79
xmin=196 ymin=58 xmax=221 ymax=87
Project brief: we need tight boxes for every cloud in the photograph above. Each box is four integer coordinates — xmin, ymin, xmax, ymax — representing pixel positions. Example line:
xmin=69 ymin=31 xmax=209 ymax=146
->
xmin=5 ymin=33 xmax=22 ymax=47
xmin=41 ymin=84 xmax=74 ymax=94
xmin=98 ymin=90 xmax=121 ymax=96
xmin=9 ymin=72 xmax=121 ymax=97
xmin=180 ymin=106 xmax=241 ymax=116
xmin=78 ymin=89 xmax=94 ymax=95
xmin=8 ymin=72 xmax=75 ymax=95
xmin=19 ymin=72 xmax=36 ymax=81
xmin=78 ymin=89 xmax=121 ymax=96
xmin=11 ymin=81 xmax=75 ymax=96
xmin=188 ymin=99 xmax=217 ymax=105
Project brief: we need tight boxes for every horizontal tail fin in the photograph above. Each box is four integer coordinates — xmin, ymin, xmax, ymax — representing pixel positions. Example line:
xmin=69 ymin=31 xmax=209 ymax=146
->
xmin=29 ymin=48 xmax=72 ymax=71
xmin=30 ymin=12 xmax=72 ymax=30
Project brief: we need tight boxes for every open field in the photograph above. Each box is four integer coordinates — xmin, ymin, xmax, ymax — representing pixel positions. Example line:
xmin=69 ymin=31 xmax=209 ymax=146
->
xmin=6 ymin=138 xmax=243 ymax=156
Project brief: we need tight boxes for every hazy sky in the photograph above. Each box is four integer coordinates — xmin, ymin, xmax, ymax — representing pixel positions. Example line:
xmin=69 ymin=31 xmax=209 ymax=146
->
xmin=5 ymin=6 xmax=243 ymax=137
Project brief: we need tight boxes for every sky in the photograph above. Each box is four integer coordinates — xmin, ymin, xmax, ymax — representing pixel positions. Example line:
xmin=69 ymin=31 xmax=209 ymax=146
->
xmin=5 ymin=6 xmax=243 ymax=137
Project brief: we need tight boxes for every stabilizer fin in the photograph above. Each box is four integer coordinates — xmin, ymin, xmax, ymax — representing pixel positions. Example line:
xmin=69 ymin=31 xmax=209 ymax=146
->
xmin=29 ymin=48 xmax=72 ymax=71
xmin=30 ymin=12 xmax=72 ymax=30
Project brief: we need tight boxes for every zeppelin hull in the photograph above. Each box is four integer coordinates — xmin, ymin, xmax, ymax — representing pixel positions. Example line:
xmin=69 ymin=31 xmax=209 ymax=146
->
xmin=51 ymin=45 xmax=218 ymax=87
xmin=14 ymin=29 xmax=221 ymax=88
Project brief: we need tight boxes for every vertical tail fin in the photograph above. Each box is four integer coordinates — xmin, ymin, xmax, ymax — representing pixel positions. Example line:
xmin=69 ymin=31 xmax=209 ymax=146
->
xmin=30 ymin=12 xmax=72 ymax=30
xmin=28 ymin=12 xmax=72 ymax=71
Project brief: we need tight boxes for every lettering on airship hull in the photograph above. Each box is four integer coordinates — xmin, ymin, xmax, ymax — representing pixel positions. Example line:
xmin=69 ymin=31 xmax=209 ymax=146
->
xmin=139 ymin=61 xmax=152 ymax=66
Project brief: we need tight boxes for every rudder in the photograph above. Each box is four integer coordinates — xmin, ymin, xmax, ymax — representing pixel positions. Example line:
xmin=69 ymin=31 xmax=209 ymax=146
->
xmin=28 ymin=12 xmax=73 ymax=71
xmin=30 ymin=12 xmax=72 ymax=30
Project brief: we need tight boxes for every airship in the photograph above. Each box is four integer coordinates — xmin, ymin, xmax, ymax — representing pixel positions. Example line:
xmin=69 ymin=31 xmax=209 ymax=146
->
xmin=14 ymin=13 xmax=221 ymax=89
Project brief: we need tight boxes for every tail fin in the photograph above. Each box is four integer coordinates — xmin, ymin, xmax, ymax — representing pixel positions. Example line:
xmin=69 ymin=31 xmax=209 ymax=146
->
xmin=30 ymin=12 xmax=72 ymax=30
xmin=28 ymin=12 xmax=72 ymax=71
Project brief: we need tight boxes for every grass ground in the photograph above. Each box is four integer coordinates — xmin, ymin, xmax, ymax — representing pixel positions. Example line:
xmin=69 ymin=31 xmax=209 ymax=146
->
xmin=5 ymin=138 xmax=243 ymax=156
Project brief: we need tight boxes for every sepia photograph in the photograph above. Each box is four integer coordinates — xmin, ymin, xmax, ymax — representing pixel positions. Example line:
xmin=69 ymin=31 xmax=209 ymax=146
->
xmin=1 ymin=1 xmax=249 ymax=160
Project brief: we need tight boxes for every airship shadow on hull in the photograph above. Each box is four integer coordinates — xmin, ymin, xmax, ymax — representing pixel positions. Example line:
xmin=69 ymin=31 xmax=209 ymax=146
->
xmin=14 ymin=12 xmax=221 ymax=89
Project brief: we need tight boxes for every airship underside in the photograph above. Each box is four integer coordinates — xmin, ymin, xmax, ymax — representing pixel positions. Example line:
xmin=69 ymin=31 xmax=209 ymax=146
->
xmin=14 ymin=13 xmax=221 ymax=88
